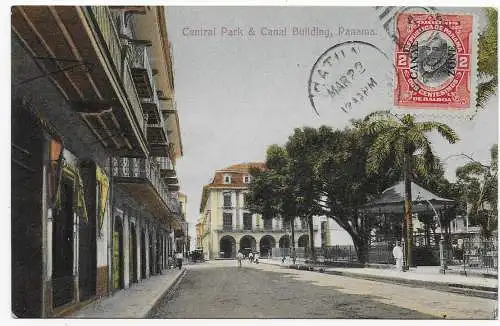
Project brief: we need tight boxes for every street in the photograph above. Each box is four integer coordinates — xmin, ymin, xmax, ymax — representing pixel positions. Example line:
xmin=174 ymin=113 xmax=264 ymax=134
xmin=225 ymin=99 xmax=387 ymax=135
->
xmin=150 ymin=260 xmax=497 ymax=319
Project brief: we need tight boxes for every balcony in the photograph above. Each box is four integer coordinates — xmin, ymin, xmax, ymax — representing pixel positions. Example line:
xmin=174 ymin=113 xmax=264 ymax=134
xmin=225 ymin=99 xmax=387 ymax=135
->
xmin=112 ymin=157 xmax=181 ymax=219
xmin=86 ymin=6 xmax=147 ymax=147
xmin=146 ymin=112 xmax=168 ymax=157
xmin=157 ymin=156 xmax=176 ymax=178
xmin=142 ymin=81 xmax=160 ymax=122
xmin=12 ymin=6 xmax=148 ymax=156
xmin=129 ymin=43 xmax=154 ymax=98
xmin=141 ymin=68 xmax=162 ymax=126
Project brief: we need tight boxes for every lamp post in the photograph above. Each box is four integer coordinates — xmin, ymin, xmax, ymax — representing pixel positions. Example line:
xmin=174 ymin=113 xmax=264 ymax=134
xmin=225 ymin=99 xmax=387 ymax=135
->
xmin=416 ymin=193 xmax=447 ymax=274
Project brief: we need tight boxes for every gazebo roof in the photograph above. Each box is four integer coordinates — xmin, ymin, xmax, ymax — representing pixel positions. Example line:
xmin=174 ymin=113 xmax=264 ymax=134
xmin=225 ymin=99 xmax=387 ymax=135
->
xmin=363 ymin=181 xmax=453 ymax=214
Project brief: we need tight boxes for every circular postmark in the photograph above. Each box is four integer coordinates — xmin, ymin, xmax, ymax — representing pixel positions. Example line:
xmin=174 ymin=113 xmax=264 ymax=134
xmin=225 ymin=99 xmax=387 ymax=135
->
xmin=308 ymin=41 xmax=393 ymax=121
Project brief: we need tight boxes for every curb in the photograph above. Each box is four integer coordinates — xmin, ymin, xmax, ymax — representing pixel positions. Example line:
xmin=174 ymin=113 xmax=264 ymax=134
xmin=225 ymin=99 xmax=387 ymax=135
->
xmin=320 ymin=269 xmax=498 ymax=300
xmin=260 ymin=261 xmax=497 ymax=300
xmin=145 ymin=268 xmax=187 ymax=318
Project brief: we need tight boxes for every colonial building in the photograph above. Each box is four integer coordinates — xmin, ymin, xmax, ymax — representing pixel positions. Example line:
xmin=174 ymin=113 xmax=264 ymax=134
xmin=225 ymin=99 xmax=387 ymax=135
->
xmin=12 ymin=6 xmax=184 ymax=317
xmin=199 ymin=163 xmax=330 ymax=260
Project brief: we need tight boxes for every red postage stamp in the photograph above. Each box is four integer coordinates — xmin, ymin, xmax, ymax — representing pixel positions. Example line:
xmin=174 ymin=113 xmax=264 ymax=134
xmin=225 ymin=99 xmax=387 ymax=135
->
xmin=394 ymin=13 xmax=475 ymax=110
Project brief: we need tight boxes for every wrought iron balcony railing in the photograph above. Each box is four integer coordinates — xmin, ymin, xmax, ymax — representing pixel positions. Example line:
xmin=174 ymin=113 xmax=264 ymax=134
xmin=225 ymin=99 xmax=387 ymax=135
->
xmin=157 ymin=156 xmax=173 ymax=170
xmin=88 ymin=6 xmax=146 ymax=134
xmin=130 ymin=44 xmax=155 ymax=99
xmin=112 ymin=157 xmax=180 ymax=215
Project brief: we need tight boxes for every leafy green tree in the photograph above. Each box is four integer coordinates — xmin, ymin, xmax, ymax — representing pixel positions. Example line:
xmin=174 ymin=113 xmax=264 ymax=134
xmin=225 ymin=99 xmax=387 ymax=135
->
xmin=361 ymin=111 xmax=459 ymax=267
xmin=313 ymin=125 xmax=401 ymax=263
xmin=456 ymin=145 xmax=498 ymax=238
xmin=477 ymin=8 xmax=498 ymax=109
xmin=246 ymin=145 xmax=300 ymax=255
xmin=285 ymin=127 xmax=326 ymax=262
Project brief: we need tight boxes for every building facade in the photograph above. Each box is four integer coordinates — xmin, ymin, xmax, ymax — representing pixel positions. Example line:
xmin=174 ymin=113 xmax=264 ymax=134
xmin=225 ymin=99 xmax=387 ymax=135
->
xmin=199 ymin=163 xmax=334 ymax=260
xmin=12 ymin=6 xmax=184 ymax=317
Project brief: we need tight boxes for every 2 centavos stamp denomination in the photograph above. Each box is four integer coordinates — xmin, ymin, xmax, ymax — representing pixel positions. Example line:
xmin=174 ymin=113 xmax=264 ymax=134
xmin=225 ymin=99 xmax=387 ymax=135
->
xmin=394 ymin=13 xmax=476 ymax=110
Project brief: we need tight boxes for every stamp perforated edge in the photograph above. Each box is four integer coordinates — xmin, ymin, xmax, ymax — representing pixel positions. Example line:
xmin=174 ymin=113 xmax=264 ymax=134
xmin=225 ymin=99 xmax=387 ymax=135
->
xmin=390 ymin=12 xmax=480 ymax=121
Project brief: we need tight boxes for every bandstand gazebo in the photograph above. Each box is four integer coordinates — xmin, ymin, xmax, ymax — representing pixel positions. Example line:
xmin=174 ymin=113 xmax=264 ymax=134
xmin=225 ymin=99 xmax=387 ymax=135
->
xmin=362 ymin=181 xmax=454 ymax=267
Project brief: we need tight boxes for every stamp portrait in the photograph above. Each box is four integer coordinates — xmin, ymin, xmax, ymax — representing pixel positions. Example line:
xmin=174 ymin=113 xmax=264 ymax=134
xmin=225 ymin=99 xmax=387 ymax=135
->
xmin=394 ymin=13 xmax=475 ymax=110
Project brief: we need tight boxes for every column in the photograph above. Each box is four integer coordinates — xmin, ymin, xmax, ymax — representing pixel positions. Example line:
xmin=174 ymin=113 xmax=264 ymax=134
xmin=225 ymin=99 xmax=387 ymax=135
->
xmin=123 ymin=213 xmax=130 ymax=288
xmin=151 ymin=226 xmax=157 ymax=275
xmin=145 ymin=223 xmax=149 ymax=278
xmin=136 ymin=220 xmax=141 ymax=281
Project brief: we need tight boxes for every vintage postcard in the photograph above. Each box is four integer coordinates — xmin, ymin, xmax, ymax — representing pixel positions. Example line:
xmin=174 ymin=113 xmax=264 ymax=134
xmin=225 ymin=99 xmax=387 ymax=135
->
xmin=10 ymin=4 xmax=498 ymax=320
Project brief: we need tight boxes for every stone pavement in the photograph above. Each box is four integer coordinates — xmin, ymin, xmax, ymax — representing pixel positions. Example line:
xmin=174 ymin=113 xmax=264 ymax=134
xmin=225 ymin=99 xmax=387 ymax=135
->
xmin=150 ymin=260 xmax=496 ymax=319
xmin=259 ymin=258 xmax=498 ymax=298
xmin=70 ymin=268 xmax=185 ymax=318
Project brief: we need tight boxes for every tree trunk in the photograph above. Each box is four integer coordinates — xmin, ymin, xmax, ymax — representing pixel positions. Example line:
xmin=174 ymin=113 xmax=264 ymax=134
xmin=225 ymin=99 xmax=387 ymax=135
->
xmin=353 ymin=237 xmax=369 ymax=264
xmin=308 ymin=214 xmax=315 ymax=263
xmin=404 ymin=154 xmax=414 ymax=268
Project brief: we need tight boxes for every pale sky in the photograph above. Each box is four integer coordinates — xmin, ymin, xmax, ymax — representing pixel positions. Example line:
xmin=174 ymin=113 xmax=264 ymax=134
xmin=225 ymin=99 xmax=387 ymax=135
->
xmin=165 ymin=7 xmax=498 ymax=247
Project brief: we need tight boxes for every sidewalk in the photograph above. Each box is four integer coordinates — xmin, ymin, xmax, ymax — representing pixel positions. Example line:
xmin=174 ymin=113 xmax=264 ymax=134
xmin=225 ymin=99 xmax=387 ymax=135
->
xmin=70 ymin=268 xmax=185 ymax=318
xmin=259 ymin=259 xmax=498 ymax=299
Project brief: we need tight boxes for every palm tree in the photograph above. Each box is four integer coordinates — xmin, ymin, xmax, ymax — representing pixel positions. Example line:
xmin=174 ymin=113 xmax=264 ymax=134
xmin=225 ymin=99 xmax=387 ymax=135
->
xmin=477 ymin=8 xmax=497 ymax=109
xmin=361 ymin=111 xmax=459 ymax=267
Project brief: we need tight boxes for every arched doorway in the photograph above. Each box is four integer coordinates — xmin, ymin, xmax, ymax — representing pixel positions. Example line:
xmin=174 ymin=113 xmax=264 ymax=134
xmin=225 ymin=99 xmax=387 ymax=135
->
xmin=297 ymin=234 xmax=309 ymax=248
xmin=112 ymin=217 xmax=124 ymax=290
xmin=240 ymin=235 xmax=257 ymax=254
xmin=129 ymin=223 xmax=138 ymax=284
xmin=141 ymin=230 xmax=146 ymax=279
xmin=219 ymin=235 xmax=236 ymax=258
xmin=279 ymin=235 xmax=291 ymax=248
xmin=259 ymin=235 xmax=276 ymax=257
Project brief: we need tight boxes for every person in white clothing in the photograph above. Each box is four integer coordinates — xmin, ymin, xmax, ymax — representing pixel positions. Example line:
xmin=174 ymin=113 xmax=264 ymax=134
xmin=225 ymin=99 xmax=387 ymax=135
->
xmin=392 ymin=242 xmax=404 ymax=270
xmin=237 ymin=251 xmax=244 ymax=267
xmin=249 ymin=251 xmax=254 ymax=263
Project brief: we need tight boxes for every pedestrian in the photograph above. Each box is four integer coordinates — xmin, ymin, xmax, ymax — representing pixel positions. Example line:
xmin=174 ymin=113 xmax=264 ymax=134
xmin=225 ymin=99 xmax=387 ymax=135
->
xmin=392 ymin=241 xmax=404 ymax=271
xmin=249 ymin=251 xmax=254 ymax=263
xmin=175 ymin=251 xmax=183 ymax=270
xmin=237 ymin=251 xmax=244 ymax=267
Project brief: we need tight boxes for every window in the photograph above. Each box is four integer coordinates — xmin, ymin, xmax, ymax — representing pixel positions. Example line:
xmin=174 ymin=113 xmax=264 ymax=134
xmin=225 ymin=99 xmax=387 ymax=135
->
xmin=223 ymin=174 xmax=232 ymax=184
xmin=244 ymin=175 xmax=251 ymax=183
xmin=223 ymin=213 xmax=233 ymax=231
xmin=223 ymin=192 xmax=232 ymax=208
xmin=264 ymin=218 xmax=273 ymax=230
xmin=243 ymin=213 xmax=252 ymax=230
